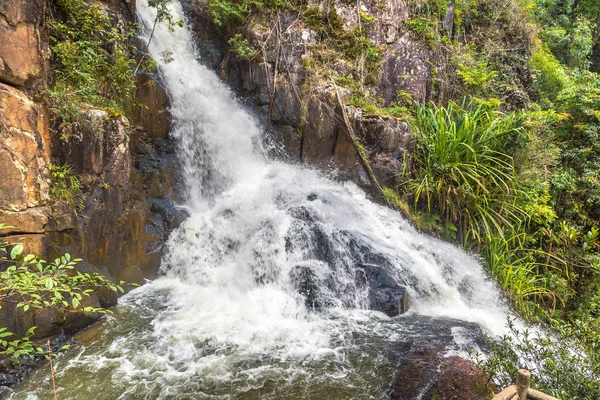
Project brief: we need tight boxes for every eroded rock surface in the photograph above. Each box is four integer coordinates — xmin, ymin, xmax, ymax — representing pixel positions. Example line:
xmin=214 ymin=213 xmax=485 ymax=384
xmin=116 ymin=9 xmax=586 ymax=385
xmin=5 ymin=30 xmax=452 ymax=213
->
xmin=0 ymin=83 xmax=51 ymax=212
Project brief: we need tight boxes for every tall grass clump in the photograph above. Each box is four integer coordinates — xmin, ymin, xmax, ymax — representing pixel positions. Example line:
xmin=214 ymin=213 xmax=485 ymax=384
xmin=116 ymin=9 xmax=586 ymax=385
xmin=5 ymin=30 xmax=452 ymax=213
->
xmin=403 ymin=99 xmax=524 ymax=245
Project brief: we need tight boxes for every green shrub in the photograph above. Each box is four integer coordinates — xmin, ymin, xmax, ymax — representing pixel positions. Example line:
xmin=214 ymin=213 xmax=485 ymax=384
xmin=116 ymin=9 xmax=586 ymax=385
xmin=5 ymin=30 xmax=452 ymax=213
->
xmin=476 ymin=319 xmax=600 ymax=400
xmin=0 ymin=224 xmax=129 ymax=362
xmin=228 ymin=33 xmax=256 ymax=60
xmin=208 ymin=0 xmax=286 ymax=28
xmin=47 ymin=0 xmax=137 ymax=123
xmin=405 ymin=17 xmax=440 ymax=47
xmin=530 ymin=44 xmax=570 ymax=106
xmin=456 ymin=61 xmax=497 ymax=88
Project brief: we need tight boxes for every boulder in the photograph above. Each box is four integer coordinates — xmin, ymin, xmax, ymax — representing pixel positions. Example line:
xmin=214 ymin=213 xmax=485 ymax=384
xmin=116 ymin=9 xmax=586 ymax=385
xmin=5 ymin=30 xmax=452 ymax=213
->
xmin=0 ymin=234 xmax=49 ymax=257
xmin=0 ymin=83 xmax=51 ymax=212
xmin=378 ymin=33 xmax=432 ymax=105
xmin=389 ymin=317 xmax=491 ymax=400
xmin=0 ymin=207 xmax=51 ymax=234
xmin=357 ymin=263 xmax=409 ymax=316
xmin=0 ymin=0 xmax=46 ymax=86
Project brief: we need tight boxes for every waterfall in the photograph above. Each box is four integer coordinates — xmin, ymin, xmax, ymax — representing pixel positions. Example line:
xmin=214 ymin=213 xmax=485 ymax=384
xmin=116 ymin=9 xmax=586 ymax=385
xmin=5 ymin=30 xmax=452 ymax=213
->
xmin=6 ymin=1 xmax=513 ymax=398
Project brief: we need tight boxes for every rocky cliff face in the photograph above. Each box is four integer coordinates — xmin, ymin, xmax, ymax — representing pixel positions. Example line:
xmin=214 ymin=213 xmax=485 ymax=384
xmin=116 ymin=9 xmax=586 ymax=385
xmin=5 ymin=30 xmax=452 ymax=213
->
xmin=0 ymin=0 xmax=183 ymax=338
xmin=182 ymin=0 xmax=432 ymax=196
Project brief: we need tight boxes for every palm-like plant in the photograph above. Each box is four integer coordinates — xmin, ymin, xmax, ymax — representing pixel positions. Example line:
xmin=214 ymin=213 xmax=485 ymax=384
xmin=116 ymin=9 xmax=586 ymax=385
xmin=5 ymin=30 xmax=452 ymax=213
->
xmin=405 ymin=99 xmax=524 ymax=244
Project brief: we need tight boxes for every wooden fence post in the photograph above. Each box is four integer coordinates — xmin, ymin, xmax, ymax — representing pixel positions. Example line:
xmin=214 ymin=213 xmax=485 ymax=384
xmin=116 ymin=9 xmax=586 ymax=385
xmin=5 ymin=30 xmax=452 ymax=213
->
xmin=517 ymin=369 xmax=531 ymax=400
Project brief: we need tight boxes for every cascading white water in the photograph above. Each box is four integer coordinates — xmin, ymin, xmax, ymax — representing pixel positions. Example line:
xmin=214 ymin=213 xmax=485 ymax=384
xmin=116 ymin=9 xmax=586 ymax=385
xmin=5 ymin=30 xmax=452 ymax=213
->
xmin=5 ymin=1 xmax=515 ymax=399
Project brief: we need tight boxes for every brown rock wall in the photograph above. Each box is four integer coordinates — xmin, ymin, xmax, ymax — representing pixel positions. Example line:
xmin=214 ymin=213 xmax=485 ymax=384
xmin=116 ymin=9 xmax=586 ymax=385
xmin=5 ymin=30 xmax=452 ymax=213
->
xmin=0 ymin=0 xmax=46 ymax=87
xmin=0 ymin=83 xmax=50 ymax=212
xmin=133 ymin=73 xmax=171 ymax=139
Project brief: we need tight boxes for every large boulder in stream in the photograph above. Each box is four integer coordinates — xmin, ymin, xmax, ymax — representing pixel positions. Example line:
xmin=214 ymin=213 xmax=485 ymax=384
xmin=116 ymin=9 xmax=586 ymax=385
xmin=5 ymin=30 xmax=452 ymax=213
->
xmin=357 ymin=263 xmax=409 ymax=317
xmin=285 ymin=203 xmax=409 ymax=316
xmin=388 ymin=317 xmax=493 ymax=400
xmin=290 ymin=263 xmax=336 ymax=310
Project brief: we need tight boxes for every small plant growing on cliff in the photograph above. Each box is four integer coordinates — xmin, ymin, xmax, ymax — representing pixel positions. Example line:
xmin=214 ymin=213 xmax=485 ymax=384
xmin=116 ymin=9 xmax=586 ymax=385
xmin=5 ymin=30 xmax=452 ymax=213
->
xmin=48 ymin=164 xmax=83 ymax=213
xmin=47 ymin=0 xmax=137 ymax=122
xmin=227 ymin=34 xmax=256 ymax=60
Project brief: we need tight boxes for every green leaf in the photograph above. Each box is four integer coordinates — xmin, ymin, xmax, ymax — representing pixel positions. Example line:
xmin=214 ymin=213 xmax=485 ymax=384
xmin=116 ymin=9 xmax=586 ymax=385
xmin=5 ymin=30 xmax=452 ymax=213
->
xmin=10 ymin=244 xmax=24 ymax=259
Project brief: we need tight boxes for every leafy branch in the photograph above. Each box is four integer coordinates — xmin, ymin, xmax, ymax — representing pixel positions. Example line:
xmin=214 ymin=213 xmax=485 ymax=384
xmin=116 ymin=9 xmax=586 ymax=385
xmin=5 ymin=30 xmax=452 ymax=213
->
xmin=0 ymin=223 xmax=136 ymax=363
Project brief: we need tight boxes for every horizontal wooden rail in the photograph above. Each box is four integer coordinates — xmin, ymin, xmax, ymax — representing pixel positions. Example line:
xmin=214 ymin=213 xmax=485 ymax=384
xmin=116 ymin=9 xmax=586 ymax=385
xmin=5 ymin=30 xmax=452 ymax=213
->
xmin=492 ymin=370 xmax=560 ymax=400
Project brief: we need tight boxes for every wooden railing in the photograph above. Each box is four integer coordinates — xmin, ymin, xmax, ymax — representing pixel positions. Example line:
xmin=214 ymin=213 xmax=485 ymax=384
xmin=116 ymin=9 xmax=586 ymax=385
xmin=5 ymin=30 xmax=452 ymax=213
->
xmin=492 ymin=370 xmax=559 ymax=400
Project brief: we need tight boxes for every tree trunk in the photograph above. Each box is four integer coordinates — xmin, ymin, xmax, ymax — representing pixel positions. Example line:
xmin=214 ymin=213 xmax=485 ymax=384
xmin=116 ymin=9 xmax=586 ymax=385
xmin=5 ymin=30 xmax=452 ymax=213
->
xmin=590 ymin=9 xmax=600 ymax=73
xmin=566 ymin=0 xmax=580 ymax=67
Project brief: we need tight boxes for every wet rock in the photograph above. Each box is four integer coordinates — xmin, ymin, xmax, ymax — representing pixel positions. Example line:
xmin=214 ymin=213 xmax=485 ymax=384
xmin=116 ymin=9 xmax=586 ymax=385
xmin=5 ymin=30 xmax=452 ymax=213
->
xmin=0 ymin=372 xmax=17 ymax=386
xmin=0 ymin=331 xmax=74 ymax=388
xmin=143 ymin=214 xmax=166 ymax=255
xmin=277 ymin=124 xmax=302 ymax=160
xmin=434 ymin=356 xmax=493 ymax=399
xmin=291 ymin=265 xmax=321 ymax=309
xmin=133 ymin=73 xmax=171 ymax=139
xmin=290 ymin=263 xmax=336 ymax=310
xmin=150 ymin=197 xmax=188 ymax=231
xmin=388 ymin=317 xmax=490 ymax=400
xmin=357 ymin=263 xmax=409 ymax=317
